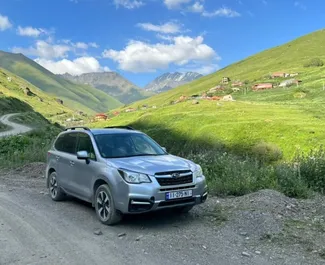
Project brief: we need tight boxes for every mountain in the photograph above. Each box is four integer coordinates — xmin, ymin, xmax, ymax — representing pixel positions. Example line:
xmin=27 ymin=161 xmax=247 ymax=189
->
xmin=144 ymin=72 xmax=203 ymax=93
xmin=0 ymin=51 xmax=123 ymax=114
xmin=96 ymin=29 xmax=325 ymax=160
xmin=58 ymin=72 xmax=153 ymax=104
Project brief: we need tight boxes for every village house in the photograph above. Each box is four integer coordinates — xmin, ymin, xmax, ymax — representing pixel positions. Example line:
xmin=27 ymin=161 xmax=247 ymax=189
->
xmin=208 ymin=85 xmax=224 ymax=93
xmin=222 ymin=95 xmax=235 ymax=101
xmin=113 ymin=111 xmax=120 ymax=116
xmin=232 ymin=81 xmax=243 ymax=87
xmin=272 ymin=72 xmax=288 ymax=78
xmin=222 ymin=77 xmax=230 ymax=84
xmin=125 ymin=108 xmax=136 ymax=113
xmin=95 ymin=113 xmax=108 ymax=121
xmin=252 ymin=83 xmax=273 ymax=91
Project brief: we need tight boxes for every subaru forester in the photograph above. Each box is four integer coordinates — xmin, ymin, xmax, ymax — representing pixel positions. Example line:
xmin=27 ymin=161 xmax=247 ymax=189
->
xmin=45 ymin=126 xmax=208 ymax=225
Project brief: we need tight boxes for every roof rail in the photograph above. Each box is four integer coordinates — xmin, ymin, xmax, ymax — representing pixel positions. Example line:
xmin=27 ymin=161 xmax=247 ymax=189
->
xmin=104 ymin=126 xmax=134 ymax=130
xmin=64 ymin=126 xmax=91 ymax=131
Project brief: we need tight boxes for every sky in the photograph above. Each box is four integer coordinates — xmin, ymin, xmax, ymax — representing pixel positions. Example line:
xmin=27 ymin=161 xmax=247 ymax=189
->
xmin=0 ymin=0 xmax=323 ymax=87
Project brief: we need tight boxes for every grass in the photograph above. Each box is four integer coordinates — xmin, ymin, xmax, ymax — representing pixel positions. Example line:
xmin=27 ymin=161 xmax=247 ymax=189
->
xmin=0 ymin=51 xmax=123 ymax=113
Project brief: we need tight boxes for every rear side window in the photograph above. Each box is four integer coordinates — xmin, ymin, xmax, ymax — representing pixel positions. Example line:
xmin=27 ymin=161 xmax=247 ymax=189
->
xmin=54 ymin=133 xmax=78 ymax=154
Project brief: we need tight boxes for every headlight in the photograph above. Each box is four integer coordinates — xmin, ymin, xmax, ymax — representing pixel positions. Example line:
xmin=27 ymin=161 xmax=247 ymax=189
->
xmin=193 ymin=164 xmax=203 ymax=178
xmin=118 ymin=169 xmax=151 ymax=184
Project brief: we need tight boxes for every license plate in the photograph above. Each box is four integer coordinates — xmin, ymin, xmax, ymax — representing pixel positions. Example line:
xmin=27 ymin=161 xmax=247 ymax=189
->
xmin=166 ymin=190 xmax=193 ymax=200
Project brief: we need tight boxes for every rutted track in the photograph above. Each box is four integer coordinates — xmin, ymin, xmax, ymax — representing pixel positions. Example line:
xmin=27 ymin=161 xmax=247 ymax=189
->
xmin=0 ymin=113 xmax=32 ymax=138
xmin=0 ymin=172 xmax=324 ymax=265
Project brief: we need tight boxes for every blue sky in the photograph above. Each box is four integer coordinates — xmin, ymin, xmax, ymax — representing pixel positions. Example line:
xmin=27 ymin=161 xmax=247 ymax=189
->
xmin=0 ymin=0 xmax=323 ymax=87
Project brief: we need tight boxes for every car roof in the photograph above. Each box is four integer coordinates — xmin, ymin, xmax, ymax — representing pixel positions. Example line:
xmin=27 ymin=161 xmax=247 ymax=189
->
xmin=61 ymin=128 xmax=142 ymax=136
xmin=90 ymin=128 xmax=142 ymax=135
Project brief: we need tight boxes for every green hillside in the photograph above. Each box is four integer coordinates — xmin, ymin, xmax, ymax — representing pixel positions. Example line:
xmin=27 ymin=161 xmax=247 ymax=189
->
xmin=91 ymin=29 xmax=325 ymax=160
xmin=0 ymin=51 xmax=123 ymax=114
xmin=124 ymin=29 xmax=325 ymax=107
xmin=0 ymin=67 xmax=78 ymax=123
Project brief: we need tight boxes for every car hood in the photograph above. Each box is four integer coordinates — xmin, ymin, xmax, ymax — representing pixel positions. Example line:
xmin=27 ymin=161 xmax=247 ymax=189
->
xmin=106 ymin=155 xmax=195 ymax=175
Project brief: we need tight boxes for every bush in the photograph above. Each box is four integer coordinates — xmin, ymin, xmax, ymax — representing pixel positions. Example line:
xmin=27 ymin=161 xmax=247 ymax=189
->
xmin=304 ymin=58 xmax=324 ymax=68
xmin=251 ymin=142 xmax=283 ymax=163
xmin=294 ymin=148 xmax=325 ymax=194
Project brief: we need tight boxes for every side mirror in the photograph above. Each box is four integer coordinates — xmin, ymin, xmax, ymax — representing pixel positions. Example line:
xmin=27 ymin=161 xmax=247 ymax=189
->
xmin=162 ymin=147 xmax=167 ymax=152
xmin=77 ymin=150 xmax=89 ymax=160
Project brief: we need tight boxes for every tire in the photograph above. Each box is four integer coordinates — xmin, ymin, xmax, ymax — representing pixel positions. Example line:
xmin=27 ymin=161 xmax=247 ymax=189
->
xmin=48 ymin=172 xmax=65 ymax=201
xmin=94 ymin=184 xmax=122 ymax=225
xmin=176 ymin=205 xmax=194 ymax=214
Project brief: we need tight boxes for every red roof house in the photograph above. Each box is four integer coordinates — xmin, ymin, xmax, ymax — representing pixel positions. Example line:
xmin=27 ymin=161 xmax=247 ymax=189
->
xmin=252 ymin=83 xmax=273 ymax=91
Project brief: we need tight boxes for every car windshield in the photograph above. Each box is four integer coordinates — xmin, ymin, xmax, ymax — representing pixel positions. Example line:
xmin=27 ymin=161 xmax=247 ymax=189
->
xmin=94 ymin=133 xmax=167 ymax=158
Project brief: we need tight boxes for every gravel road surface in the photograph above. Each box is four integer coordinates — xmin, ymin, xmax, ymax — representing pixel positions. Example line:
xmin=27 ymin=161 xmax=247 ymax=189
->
xmin=1 ymin=166 xmax=324 ymax=265
xmin=0 ymin=113 xmax=32 ymax=138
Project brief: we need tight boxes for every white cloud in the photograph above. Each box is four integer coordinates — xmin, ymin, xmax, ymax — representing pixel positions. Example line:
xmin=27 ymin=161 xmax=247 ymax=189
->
xmin=12 ymin=40 xmax=71 ymax=59
xmin=0 ymin=14 xmax=12 ymax=31
xmin=102 ymin=35 xmax=217 ymax=73
xmin=164 ymin=0 xmax=191 ymax=9
xmin=74 ymin=42 xmax=88 ymax=49
xmin=137 ymin=21 xmax=182 ymax=34
xmin=113 ymin=0 xmax=144 ymax=9
xmin=188 ymin=1 xmax=204 ymax=13
xmin=156 ymin=34 xmax=174 ymax=41
xmin=35 ymin=57 xmax=110 ymax=75
xmin=202 ymin=7 xmax=241 ymax=17
xmin=17 ymin=26 xmax=48 ymax=37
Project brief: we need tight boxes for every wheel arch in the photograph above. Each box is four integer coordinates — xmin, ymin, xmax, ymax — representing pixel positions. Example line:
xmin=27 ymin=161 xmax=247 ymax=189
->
xmin=46 ymin=168 xmax=56 ymax=188
xmin=92 ymin=176 xmax=113 ymax=207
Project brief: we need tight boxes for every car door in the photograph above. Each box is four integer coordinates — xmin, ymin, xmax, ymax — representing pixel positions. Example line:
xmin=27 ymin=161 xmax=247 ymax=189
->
xmin=55 ymin=132 xmax=78 ymax=193
xmin=71 ymin=132 xmax=98 ymax=201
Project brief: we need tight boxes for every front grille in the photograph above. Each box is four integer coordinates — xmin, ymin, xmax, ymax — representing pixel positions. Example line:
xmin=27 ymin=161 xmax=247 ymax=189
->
xmin=155 ymin=170 xmax=193 ymax=186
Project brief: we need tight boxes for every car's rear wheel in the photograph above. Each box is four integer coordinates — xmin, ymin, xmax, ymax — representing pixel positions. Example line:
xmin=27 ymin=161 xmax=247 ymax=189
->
xmin=49 ymin=172 xmax=65 ymax=201
xmin=94 ymin=184 xmax=122 ymax=225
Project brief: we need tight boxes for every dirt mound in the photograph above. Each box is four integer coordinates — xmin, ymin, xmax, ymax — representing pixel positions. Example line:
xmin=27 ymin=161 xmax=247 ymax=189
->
xmin=14 ymin=162 xmax=46 ymax=178
xmin=223 ymin=190 xmax=299 ymax=239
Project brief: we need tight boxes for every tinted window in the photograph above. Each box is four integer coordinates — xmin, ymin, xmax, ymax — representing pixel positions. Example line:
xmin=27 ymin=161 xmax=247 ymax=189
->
xmin=54 ymin=133 xmax=78 ymax=154
xmin=77 ymin=133 xmax=96 ymax=160
xmin=94 ymin=133 xmax=166 ymax=158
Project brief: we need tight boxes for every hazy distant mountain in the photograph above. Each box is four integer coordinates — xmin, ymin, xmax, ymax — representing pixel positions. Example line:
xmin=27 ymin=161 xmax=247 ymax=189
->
xmin=144 ymin=72 xmax=203 ymax=93
xmin=59 ymin=72 xmax=153 ymax=104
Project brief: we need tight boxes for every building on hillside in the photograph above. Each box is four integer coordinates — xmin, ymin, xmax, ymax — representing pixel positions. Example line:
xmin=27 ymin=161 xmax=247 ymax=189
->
xmin=232 ymin=81 xmax=243 ymax=87
xmin=222 ymin=77 xmax=230 ymax=84
xmin=95 ymin=113 xmax=108 ymax=121
xmin=125 ymin=108 xmax=136 ymax=113
xmin=252 ymin=83 xmax=273 ymax=91
xmin=289 ymin=73 xmax=299 ymax=77
xmin=272 ymin=72 xmax=288 ymax=78
xmin=113 ymin=111 xmax=120 ymax=116
xmin=222 ymin=95 xmax=235 ymax=101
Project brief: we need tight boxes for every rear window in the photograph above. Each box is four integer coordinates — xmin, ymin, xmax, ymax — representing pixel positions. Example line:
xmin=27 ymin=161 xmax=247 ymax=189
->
xmin=54 ymin=133 xmax=78 ymax=154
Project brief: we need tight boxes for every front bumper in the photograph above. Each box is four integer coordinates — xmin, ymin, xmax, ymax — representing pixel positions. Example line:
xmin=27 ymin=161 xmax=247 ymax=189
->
xmin=114 ymin=175 xmax=208 ymax=214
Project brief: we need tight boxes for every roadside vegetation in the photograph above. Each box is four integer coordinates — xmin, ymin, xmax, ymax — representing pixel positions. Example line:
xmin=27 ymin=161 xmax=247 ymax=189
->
xmin=0 ymin=97 xmax=61 ymax=169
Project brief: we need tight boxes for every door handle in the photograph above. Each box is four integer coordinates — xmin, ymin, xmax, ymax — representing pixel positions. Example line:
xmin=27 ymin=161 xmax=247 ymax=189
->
xmin=69 ymin=161 xmax=75 ymax=166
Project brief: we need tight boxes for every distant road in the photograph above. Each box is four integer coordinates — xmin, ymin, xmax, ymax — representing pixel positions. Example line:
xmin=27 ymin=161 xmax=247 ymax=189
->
xmin=0 ymin=113 xmax=32 ymax=138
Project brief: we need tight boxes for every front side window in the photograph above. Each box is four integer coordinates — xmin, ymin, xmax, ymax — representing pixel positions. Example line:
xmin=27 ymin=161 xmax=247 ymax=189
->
xmin=94 ymin=133 xmax=166 ymax=158
xmin=77 ymin=133 xmax=96 ymax=160
xmin=55 ymin=133 xmax=78 ymax=154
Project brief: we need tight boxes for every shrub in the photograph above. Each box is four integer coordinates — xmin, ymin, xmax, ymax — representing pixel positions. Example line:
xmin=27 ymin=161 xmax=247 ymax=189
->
xmin=304 ymin=58 xmax=324 ymax=68
xmin=294 ymin=148 xmax=325 ymax=194
xmin=251 ymin=142 xmax=283 ymax=163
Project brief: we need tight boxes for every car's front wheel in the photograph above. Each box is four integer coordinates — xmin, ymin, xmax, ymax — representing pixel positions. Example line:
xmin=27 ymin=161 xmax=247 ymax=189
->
xmin=48 ymin=172 xmax=65 ymax=201
xmin=94 ymin=184 xmax=122 ymax=225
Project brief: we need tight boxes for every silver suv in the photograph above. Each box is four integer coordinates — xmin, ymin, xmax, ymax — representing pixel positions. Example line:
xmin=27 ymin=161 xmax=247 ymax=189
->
xmin=45 ymin=126 xmax=208 ymax=225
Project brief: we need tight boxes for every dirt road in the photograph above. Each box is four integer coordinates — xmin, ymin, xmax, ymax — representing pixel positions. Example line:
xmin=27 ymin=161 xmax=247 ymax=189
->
xmin=0 ymin=113 xmax=32 ymax=138
xmin=0 ymin=167 xmax=324 ymax=265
